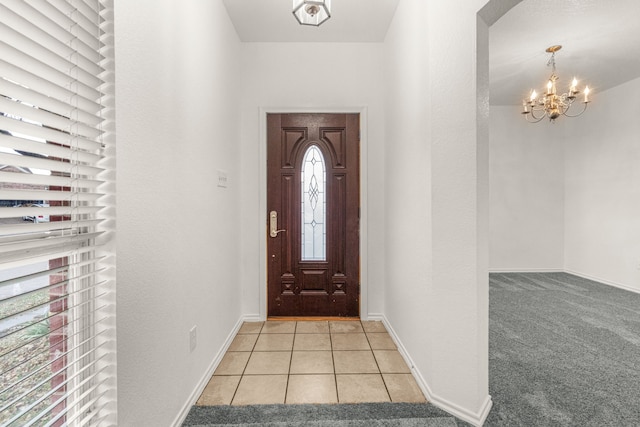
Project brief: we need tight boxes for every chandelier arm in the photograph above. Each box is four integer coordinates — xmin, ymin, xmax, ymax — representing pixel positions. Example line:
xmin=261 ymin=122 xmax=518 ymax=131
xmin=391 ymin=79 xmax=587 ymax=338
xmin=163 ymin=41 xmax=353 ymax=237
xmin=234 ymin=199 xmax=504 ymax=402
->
xmin=562 ymin=102 xmax=589 ymax=118
xmin=524 ymin=111 xmax=546 ymax=123
xmin=527 ymin=108 xmax=546 ymax=122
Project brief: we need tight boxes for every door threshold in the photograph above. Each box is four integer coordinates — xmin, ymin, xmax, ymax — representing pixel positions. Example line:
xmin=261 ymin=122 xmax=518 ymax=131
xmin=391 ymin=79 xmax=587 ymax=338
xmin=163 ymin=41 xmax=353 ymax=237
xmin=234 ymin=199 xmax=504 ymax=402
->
xmin=268 ymin=316 xmax=360 ymax=322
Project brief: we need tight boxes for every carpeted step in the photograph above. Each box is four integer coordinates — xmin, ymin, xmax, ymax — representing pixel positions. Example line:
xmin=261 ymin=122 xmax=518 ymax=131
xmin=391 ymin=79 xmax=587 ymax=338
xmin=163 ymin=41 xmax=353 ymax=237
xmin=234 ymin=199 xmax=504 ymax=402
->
xmin=189 ymin=418 xmax=457 ymax=426
xmin=182 ymin=403 xmax=466 ymax=427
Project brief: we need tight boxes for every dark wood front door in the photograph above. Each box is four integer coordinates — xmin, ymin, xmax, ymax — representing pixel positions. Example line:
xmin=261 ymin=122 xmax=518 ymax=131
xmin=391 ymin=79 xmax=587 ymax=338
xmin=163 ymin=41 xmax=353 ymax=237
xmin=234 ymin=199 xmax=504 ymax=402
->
xmin=267 ymin=113 xmax=360 ymax=317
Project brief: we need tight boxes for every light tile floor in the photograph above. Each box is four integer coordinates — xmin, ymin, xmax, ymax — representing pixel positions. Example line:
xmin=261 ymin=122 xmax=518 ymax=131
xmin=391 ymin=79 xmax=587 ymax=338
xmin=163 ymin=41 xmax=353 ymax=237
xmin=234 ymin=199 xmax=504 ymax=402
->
xmin=196 ymin=320 xmax=427 ymax=406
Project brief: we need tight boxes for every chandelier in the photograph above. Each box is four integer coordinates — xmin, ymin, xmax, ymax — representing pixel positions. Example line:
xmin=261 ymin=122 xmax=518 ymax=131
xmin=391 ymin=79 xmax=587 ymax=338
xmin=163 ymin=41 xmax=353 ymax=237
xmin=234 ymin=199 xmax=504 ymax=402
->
xmin=521 ymin=45 xmax=591 ymax=123
xmin=293 ymin=0 xmax=331 ymax=26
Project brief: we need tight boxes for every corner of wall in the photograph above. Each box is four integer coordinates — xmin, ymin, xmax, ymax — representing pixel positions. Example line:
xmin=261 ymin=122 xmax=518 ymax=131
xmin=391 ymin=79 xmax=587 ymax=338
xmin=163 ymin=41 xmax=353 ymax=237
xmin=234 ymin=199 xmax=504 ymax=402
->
xmin=379 ymin=315 xmax=492 ymax=427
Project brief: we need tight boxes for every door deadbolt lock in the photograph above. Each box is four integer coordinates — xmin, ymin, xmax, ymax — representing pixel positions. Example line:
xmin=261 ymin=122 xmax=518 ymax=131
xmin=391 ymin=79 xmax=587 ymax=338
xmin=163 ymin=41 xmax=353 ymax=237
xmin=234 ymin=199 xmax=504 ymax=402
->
xmin=269 ymin=211 xmax=286 ymax=237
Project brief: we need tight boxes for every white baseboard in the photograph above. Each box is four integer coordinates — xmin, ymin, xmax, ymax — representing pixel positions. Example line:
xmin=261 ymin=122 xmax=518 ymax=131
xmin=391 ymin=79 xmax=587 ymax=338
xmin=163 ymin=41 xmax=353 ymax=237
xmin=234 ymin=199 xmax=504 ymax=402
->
xmin=488 ymin=268 xmax=563 ymax=273
xmin=171 ymin=316 xmax=245 ymax=427
xmin=379 ymin=315 xmax=492 ymax=427
xmin=564 ymin=269 xmax=640 ymax=295
xmin=365 ymin=312 xmax=385 ymax=322
xmin=242 ymin=313 xmax=265 ymax=322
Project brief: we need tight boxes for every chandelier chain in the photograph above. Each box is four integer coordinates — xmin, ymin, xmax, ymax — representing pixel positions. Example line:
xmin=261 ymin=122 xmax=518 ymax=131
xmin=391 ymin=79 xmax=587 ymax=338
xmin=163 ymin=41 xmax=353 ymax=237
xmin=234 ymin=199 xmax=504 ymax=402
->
xmin=546 ymin=52 xmax=557 ymax=74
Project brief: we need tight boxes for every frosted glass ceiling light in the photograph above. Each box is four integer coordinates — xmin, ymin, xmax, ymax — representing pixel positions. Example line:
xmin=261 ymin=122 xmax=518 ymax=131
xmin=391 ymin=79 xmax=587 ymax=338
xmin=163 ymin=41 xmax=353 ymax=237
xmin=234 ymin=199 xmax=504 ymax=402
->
xmin=293 ymin=0 xmax=331 ymax=26
xmin=521 ymin=45 xmax=592 ymax=123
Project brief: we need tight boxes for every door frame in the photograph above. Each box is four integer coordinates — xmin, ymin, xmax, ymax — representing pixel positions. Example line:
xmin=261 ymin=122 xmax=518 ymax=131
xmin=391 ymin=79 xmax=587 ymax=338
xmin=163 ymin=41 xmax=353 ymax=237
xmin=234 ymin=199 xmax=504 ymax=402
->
xmin=258 ymin=106 xmax=369 ymax=320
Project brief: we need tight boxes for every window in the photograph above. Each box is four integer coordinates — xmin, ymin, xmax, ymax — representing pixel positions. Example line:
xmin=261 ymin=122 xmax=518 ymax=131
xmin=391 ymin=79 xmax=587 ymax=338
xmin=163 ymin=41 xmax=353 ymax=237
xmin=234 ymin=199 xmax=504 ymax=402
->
xmin=301 ymin=145 xmax=326 ymax=261
xmin=0 ymin=1 xmax=115 ymax=425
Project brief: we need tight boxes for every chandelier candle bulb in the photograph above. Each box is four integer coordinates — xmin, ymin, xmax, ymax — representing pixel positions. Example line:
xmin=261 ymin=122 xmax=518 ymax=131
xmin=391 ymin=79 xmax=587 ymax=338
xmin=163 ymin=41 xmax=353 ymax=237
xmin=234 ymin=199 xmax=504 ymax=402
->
xmin=570 ymin=78 xmax=578 ymax=94
xmin=584 ymin=86 xmax=590 ymax=103
xmin=547 ymin=80 xmax=553 ymax=95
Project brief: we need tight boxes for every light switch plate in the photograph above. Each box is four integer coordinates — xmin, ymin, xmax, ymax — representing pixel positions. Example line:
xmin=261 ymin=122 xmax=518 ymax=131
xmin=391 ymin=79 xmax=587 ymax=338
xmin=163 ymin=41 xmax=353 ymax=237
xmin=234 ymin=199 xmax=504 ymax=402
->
xmin=217 ymin=170 xmax=228 ymax=188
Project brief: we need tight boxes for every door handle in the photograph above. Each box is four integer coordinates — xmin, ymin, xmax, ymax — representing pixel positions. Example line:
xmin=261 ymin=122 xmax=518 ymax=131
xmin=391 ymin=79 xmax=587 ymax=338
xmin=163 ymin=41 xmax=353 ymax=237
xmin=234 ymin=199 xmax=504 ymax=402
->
xmin=269 ymin=211 xmax=286 ymax=237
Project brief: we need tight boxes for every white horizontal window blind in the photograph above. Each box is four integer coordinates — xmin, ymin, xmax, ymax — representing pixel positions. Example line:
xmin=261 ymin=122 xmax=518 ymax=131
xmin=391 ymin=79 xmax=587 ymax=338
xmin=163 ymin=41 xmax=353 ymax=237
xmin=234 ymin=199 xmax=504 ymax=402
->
xmin=0 ymin=1 xmax=114 ymax=426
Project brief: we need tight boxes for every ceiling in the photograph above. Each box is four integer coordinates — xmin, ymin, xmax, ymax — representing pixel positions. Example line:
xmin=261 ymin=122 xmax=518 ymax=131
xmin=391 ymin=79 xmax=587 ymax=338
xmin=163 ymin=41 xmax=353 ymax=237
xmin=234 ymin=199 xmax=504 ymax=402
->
xmin=490 ymin=0 xmax=640 ymax=105
xmin=222 ymin=0 xmax=640 ymax=105
xmin=222 ymin=0 xmax=400 ymax=43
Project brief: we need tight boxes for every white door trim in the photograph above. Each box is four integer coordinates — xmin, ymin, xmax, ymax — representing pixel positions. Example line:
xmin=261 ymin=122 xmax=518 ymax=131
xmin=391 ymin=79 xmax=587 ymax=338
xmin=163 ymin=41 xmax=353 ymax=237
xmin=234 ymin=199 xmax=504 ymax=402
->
xmin=259 ymin=107 xmax=369 ymax=320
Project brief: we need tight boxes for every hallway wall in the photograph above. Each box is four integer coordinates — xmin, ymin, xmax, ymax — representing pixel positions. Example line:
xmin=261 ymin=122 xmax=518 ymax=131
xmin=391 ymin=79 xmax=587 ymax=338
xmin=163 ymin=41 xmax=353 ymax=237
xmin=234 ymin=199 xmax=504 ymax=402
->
xmin=564 ymin=77 xmax=640 ymax=292
xmin=382 ymin=0 xmax=511 ymax=423
xmin=383 ymin=0 xmax=432 ymax=403
xmin=114 ymin=1 xmax=242 ymax=425
xmin=237 ymin=43 xmax=387 ymax=318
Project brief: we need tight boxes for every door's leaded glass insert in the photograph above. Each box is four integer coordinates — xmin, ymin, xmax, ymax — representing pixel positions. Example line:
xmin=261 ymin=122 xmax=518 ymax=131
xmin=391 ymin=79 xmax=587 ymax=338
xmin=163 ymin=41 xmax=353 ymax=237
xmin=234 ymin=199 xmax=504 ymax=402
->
xmin=301 ymin=145 xmax=326 ymax=261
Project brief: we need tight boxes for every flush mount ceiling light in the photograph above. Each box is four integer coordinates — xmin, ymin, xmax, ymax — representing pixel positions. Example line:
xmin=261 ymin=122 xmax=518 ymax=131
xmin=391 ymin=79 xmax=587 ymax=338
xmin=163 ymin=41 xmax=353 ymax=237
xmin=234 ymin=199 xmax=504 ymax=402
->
xmin=293 ymin=0 xmax=331 ymax=26
xmin=521 ymin=45 xmax=591 ymax=123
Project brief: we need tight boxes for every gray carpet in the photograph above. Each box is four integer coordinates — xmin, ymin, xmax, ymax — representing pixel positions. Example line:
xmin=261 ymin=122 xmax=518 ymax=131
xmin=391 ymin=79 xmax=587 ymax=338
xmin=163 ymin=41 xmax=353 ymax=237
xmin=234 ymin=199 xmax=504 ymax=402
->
xmin=486 ymin=272 xmax=640 ymax=426
xmin=182 ymin=402 xmax=470 ymax=426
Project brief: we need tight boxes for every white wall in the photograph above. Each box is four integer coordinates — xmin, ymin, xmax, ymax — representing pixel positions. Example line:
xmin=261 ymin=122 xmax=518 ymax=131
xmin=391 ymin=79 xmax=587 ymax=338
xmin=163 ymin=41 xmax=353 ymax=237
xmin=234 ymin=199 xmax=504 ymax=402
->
xmin=114 ymin=1 xmax=242 ymax=425
xmin=489 ymin=106 xmax=565 ymax=271
xmin=383 ymin=0 xmax=433 ymax=402
xmin=564 ymin=77 xmax=640 ymax=292
xmin=382 ymin=0 xmax=520 ymax=423
xmin=238 ymin=43 xmax=387 ymax=318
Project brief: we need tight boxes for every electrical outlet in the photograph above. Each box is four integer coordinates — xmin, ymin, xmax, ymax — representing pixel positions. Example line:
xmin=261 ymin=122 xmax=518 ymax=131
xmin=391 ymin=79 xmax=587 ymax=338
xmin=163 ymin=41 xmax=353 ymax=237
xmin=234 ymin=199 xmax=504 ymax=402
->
xmin=189 ymin=326 xmax=197 ymax=353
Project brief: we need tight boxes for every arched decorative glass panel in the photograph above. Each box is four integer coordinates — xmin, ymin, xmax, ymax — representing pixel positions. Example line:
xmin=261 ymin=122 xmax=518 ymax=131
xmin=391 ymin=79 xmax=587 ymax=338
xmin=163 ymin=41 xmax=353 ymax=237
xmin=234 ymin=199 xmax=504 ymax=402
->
xmin=301 ymin=145 xmax=326 ymax=261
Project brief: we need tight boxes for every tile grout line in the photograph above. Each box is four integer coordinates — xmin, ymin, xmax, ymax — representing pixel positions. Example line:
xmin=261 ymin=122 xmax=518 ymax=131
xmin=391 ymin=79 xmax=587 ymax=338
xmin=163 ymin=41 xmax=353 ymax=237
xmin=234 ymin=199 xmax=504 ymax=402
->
xmin=283 ymin=321 xmax=297 ymax=404
xmin=328 ymin=322 xmax=340 ymax=403
xmin=229 ymin=321 xmax=264 ymax=405
xmin=363 ymin=321 xmax=393 ymax=402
